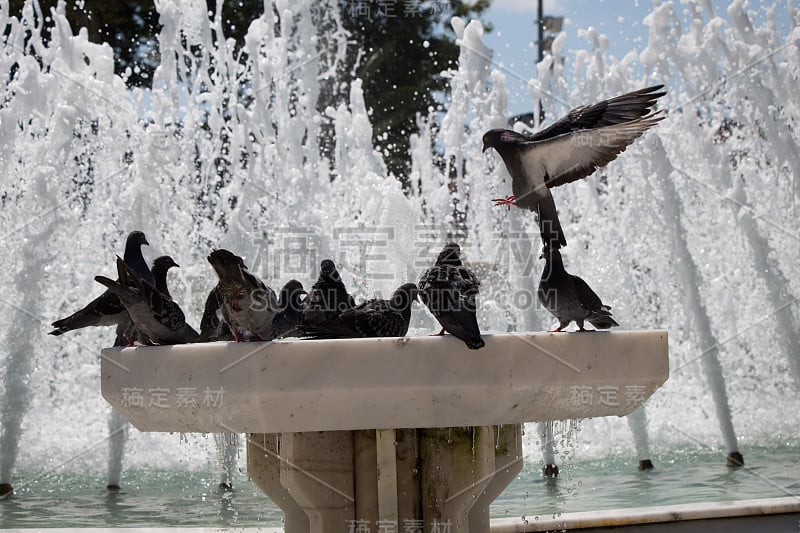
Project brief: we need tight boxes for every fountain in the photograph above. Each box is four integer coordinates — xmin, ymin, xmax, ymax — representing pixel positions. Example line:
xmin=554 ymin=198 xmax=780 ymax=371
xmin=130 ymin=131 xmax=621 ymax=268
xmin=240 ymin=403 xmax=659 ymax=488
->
xmin=101 ymin=331 xmax=668 ymax=531
xmin=1 ymin=0 xmax=799 ymax=529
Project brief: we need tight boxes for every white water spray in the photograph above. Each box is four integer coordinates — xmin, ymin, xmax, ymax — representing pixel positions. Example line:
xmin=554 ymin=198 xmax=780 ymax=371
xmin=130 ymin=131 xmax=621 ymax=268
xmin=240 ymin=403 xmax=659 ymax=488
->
xmin=0 ymin=1 xmax=798 ymax=494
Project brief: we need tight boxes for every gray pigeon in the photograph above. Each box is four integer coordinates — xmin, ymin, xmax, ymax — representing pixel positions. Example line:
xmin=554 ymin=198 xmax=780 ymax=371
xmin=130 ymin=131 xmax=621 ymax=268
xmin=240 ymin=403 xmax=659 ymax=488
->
xmin=49 ymin=230 xmax=152 ymax=345
xmin=302 ymin=283 xmax=418 ymax=339
xmin=95 ymin=256 xmax=199 ymax=345
xmin=483 ymin=85 xmax=666 ymax=248
xmin=118 ymin=254 xmax=181 ymax=345
xmin=538 ymin=246 xmax=619 ymax=332
xmin=418 ymin=243 xmax=485 ymax=350
xmin=300 ymin=259 xmax=356 ymax=330
xmin=270 ymin=280 xmax=307 ymax=340
xmin=207 ymin=249 xmax=279 ymax=342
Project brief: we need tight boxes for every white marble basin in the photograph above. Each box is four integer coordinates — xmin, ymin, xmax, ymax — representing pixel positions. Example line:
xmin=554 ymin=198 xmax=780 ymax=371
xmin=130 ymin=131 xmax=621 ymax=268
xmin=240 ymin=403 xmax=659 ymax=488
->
xmin=101 ymin=330 xmax=668 ymax=433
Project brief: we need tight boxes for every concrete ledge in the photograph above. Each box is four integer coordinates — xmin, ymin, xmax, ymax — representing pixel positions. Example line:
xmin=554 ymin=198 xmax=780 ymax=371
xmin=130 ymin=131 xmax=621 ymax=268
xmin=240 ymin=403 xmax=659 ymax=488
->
xmin=101 ymin=330 xmax=668 ymax=433
xmin=491 ymin=496 xmax=800 ymax=532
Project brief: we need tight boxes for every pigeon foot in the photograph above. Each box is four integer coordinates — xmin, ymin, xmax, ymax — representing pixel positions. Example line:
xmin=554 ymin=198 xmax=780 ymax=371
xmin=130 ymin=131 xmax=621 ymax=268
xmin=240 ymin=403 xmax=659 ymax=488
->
xmin=428 ymin=328 xmax=446 ymax=336
xmin=492 ymin=195 xmax=517 ymax=210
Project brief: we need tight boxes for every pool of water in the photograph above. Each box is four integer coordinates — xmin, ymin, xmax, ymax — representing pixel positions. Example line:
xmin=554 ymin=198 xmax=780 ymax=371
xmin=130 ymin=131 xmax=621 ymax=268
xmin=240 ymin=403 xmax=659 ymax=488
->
xmin=2 ymin=444 xmax=798 ymax=528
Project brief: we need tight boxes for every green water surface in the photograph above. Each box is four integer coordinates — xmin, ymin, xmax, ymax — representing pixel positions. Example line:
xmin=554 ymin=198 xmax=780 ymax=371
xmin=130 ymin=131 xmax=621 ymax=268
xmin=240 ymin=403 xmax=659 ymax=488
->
xmin=2 ymin=445 xmax=798 ymax=528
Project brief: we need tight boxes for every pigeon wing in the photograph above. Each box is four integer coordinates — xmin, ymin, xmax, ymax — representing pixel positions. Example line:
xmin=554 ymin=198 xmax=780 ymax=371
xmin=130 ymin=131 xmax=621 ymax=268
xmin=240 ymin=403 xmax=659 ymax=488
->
xmin=530 ymin=114 xmax=665 ymax=190
xmin=532 ymin=85 xmax=666 ymax=142
xmin=570 ymin=274 xmax=604 ymax=313
xmin=49 ymin=290 xmax=126 ymax=335
xmin=199 ymin=288 xmax=222 ymax=341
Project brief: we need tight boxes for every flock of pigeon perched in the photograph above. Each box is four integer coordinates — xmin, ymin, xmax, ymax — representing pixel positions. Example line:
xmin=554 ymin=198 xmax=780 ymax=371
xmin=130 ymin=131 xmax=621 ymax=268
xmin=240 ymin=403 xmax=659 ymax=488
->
xmin=48 ymin=85 xmax=665 ymax=348
xmin=48 ymin=232 xmax=484 ymax=349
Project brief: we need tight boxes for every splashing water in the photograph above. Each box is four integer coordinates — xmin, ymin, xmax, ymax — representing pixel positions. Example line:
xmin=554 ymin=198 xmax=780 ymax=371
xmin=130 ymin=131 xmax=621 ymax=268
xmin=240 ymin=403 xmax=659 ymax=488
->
xmin=1 ymin=0 xmax=799 ymax=497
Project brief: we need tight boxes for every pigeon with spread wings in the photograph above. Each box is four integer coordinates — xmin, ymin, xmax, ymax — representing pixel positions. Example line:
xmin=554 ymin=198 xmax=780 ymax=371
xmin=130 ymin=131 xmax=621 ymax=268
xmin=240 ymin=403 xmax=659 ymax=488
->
xmin=95 ymin=256 xmax=199 ymax=345
xmin=483 ymin=85 xmax=665 ymax=248
xmin=49 ymin=231 xmax=153 ymax=345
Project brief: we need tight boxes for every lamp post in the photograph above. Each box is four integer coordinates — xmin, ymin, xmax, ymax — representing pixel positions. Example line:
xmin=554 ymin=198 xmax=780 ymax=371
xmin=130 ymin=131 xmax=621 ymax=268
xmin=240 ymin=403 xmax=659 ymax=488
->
xmin=536 ymin=0 xmax=564 ymax=123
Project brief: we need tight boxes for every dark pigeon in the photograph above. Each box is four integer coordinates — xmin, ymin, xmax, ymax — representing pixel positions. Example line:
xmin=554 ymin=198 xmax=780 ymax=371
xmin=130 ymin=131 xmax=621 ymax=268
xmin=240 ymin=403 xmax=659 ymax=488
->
xmin=151 ymin=256 xmax=179 ymax=298
xmin=302 ymin=283 xmax=418 ymax=339
xmin=483 ymin=85 xmax=666 ymax=248
xmin=123 ymin=230 xmax=155 ymax=286
xmin=538 ymin=246 xmax=619 ymax=332
xmin=270 ymin=280 xmax=306 ymax=340
xmin=418 ymin=243 xmax=485 ymax=350
xmin=207 ymin=249 xmax=279 ymax=342
xmin=49 ymin=230 xmax=152 ymax=345
xmin=300 ymin=259 xmax=356 ymax=328
xmin=95 ymin=256 xmax=199 ymax=344
xmin=198 ymin=289 xmax=233 ymax=342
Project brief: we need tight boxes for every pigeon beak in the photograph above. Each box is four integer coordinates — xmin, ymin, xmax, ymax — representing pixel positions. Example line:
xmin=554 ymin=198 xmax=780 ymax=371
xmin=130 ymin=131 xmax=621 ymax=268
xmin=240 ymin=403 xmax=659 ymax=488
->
xmin=482 ymin=143 xmax=488 ymax=153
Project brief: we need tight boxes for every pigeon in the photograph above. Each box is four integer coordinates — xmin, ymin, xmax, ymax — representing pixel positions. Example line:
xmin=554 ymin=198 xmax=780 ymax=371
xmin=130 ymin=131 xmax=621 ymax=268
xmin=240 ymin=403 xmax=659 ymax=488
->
xmin=483 ymin=85 xmax=666 ymax=248
xmin=300 ymin=259 xmax=356 ymax=329
xmin=118 ymin=255 xmax=181 ymax=344
xmin=198 ymin=289 xmax=233 ymax=342
xmin=538 ymin=246 xmax=619 ymax=332
xmin=302 ymin=283 xmax=418 ymax=339
xmin=270 ymin=280 xmax=307 ymax=340
xmin=207 ymin=249 xmax=279 ymax=342
xmin=95 ymin=256 xmax=199 ymax=344
xmin=150 ymin=255 xmax=180 ymax=298
xmin=124 ymin=230 xmax=155 ymax=286
xmin=48 ymin=230 xmax=152 ymax=344
xmin=418 ymin=243 xmax=485 ymax=350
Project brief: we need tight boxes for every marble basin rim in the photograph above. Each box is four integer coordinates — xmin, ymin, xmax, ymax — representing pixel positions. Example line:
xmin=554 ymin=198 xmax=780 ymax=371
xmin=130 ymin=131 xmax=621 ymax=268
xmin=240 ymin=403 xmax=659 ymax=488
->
xmin=101 ymin=330 xmax=669 ymax=433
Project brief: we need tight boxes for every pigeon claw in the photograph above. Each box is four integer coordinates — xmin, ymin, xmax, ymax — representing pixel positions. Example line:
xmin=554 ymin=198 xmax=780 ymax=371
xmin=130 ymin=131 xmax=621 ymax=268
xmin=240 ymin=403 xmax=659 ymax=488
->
xmin=428 ymin=328 xmax=446 ymax=337
xmin=492 ymin=195 xmax=517 ymax=211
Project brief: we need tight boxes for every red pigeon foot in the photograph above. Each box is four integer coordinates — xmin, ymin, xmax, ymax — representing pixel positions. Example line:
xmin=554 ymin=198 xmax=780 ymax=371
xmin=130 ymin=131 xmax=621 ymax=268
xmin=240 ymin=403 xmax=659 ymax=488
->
xmin=492 ymin=195 xmax=516 ymax=210
xmin=428 ymin=328 xmax=446 ymax=336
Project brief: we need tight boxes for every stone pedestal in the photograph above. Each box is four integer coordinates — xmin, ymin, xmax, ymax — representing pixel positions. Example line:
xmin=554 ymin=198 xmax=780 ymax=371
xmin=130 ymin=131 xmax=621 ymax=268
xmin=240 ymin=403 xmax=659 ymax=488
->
xmin=247 ymin=425 xmax=523 ymax=533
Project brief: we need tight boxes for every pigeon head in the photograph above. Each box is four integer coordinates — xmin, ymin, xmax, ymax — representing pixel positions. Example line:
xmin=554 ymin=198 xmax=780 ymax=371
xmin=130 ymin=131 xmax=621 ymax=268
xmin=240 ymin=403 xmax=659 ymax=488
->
xmin=482 ymin=128 xmax=532 ymax=153
xmin=390 ymin=283 xmax=419 ymax=311
xmin=279 ymin=279 xmax=306 ymax=310
xmin=436 ymin=243 xmax=463 ymax=266
xmin=208 ymin=249 xmax=246 ymax=279
xmin=127 ymin=230 xmax=149 ymax=247
xmin=319 ymin=259 xmax=341 ymax=280
xmin=153 ymin=255 xmax=179 ymax=271
xmin=482 ymin=129 xmax=503 ymax=152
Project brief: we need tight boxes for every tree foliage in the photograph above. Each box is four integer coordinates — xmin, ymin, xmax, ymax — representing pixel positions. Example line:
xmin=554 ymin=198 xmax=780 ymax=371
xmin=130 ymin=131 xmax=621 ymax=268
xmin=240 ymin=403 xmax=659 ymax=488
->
xmin=7 ymin=0 xmax=489 ymax=185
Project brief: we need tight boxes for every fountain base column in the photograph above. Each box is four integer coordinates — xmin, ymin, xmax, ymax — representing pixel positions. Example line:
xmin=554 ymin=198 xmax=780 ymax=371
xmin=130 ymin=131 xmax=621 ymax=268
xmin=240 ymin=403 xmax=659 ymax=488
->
xmin=468 ymin=425 xmax=524 ymax=530
xmin=246 ymin=425 xmax=523 ymax=533
xmin=727 ymin=451 xmax=745 ymax=468
xmin=246 ymin=433 xmax=310 ymax=533
xmin=0 ymin=483 xmax=12 ymax=498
